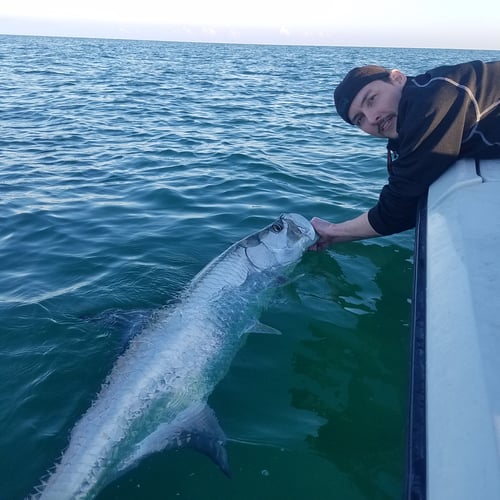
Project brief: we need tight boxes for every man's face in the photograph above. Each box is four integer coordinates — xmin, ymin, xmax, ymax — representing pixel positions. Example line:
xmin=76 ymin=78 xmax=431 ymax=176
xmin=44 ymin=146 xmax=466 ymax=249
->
xmin=348 ymin=70 xmax=406 ymax=139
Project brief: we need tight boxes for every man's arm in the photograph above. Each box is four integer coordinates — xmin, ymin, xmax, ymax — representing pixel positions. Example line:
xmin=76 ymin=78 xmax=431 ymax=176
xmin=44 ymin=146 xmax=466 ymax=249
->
xmin=309 ymin=212 xmax=381 ymax=250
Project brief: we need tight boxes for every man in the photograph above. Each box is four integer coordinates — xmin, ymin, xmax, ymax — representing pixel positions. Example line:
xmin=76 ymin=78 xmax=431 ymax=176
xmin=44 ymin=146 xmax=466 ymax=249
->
xmin=310 ymin=60 xmax=500 ymax=250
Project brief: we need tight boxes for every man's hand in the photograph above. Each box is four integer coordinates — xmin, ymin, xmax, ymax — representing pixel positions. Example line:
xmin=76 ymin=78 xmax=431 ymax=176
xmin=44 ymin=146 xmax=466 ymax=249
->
xmin=309 ymin=217 xmax=337 ymax=251
xmin=308 ymin=212 xmax=381 ymax=251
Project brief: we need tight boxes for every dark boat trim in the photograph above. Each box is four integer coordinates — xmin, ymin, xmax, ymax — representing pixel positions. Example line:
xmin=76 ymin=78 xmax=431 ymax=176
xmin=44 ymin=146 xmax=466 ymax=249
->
xmin=405 ymin=195 xmax=428 ymax=500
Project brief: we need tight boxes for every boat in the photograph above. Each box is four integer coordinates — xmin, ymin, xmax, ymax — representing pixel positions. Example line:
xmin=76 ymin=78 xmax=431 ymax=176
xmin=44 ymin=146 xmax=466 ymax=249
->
xmin=406 ymin=158 xmax=500 ymax=499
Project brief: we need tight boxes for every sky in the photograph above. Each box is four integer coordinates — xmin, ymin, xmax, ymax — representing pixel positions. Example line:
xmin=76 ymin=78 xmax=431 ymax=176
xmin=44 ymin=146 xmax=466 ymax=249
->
xmin=1 ymin=0 xmax=499 ymax=50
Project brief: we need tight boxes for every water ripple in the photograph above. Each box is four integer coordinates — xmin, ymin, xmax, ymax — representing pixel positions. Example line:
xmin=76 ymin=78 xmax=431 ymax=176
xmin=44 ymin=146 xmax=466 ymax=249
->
xmin=1 ymin=35 xmax=499 ymax=499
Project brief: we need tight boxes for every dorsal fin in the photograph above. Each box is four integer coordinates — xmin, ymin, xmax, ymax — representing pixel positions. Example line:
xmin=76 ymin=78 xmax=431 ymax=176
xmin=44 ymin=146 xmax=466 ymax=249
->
xmin=171 ymin=403 xmax=231 ymax=477
xmin=118 ymin=403 xmax=231 ymax=478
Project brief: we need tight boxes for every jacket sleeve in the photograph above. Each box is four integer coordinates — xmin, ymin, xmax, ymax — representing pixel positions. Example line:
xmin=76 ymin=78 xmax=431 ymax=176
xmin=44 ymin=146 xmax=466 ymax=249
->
xmin=368 ymin=74 xmax=472 ymax=235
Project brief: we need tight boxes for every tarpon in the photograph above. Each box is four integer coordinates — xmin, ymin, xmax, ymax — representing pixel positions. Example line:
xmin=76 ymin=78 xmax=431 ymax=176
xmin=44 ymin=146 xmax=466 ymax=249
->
xmin=30 ymin=213 xmax=316 ymax=499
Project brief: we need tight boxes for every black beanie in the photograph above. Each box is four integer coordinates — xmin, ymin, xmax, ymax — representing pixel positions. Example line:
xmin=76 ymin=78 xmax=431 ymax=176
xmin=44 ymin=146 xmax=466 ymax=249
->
xmin=334 ymin=65 xmax=391 ymax=124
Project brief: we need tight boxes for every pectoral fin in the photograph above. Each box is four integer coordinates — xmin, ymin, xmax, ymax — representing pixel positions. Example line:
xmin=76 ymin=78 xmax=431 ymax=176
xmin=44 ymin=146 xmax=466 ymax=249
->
xmin=246 ymin=320 xmax=282 ymax=336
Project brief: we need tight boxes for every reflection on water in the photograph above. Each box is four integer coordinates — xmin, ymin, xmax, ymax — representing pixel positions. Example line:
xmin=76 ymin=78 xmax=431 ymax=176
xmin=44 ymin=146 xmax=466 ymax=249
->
xmin=2 ymin=34 xmax=489 ymax=498
xmin=291 ymin=243 xmax=413 ymax=500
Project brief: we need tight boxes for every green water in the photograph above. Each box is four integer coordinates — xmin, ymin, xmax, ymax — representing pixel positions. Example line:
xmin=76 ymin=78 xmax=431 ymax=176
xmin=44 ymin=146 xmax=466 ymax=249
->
xmin=2 ymin=35 xmax=497 ymax=499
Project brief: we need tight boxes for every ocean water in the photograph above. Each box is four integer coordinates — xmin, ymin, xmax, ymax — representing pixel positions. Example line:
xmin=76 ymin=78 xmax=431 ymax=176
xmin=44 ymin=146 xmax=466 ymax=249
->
xmin=1 ymin=34 xmax=499 ymax=499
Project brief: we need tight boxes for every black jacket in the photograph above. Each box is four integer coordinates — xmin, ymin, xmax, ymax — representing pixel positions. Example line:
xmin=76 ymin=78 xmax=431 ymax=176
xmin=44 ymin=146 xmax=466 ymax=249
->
xmin=368 ymin=60 xmax=500 ymax=235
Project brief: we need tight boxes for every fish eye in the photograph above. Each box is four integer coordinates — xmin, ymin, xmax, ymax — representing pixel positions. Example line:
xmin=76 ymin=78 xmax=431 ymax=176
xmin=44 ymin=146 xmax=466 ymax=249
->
xmin=271 ymin=222 xmax=284 ymax=233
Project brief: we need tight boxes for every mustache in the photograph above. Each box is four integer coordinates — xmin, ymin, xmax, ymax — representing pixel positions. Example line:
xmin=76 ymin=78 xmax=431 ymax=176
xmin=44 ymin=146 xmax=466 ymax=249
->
xmin=377 ymin=114 xmax=396 ymax=134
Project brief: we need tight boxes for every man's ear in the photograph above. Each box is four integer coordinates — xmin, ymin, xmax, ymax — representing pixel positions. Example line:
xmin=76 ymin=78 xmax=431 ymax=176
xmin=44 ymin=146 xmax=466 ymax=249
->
xmin=390 ymin=69 xmax=407 ymax=86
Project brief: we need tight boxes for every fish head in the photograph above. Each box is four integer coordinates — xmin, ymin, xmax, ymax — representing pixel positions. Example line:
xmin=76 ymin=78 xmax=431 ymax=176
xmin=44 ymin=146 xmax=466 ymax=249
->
xmin=242 ymin=213 xmax=317 ymax=270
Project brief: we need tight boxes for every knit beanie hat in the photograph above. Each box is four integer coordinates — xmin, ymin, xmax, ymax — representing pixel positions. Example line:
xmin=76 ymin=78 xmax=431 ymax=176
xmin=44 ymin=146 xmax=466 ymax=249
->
xmin=334 ymin=65 xmax=391 ymax=124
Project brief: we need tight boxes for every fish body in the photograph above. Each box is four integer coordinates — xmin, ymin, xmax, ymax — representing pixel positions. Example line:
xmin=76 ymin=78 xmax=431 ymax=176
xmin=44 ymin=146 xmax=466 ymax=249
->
xmin=31 ymin=213 xmax=316 ymax=499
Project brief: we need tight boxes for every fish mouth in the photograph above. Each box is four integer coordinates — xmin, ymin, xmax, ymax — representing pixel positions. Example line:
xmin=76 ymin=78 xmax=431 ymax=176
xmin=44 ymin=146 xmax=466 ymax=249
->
xmin=243 ymin=213 xmax=316 ymax=270
xmin=282 ymin=213 xmax=317 ymax=244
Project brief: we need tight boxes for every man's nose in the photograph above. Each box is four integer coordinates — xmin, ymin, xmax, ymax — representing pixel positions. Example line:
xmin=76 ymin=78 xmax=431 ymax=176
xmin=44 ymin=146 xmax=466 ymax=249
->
xmin=365 ymin=109 xmax=380 ymax=124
